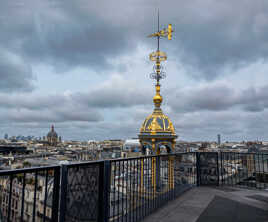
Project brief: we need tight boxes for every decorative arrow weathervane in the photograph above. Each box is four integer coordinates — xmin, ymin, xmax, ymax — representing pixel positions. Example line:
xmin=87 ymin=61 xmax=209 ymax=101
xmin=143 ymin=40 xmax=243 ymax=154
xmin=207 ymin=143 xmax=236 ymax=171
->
xmin=148 ymin=11 xmax=173 ymax=85
xmin=147 ymin=11 xmax=173 ymax=110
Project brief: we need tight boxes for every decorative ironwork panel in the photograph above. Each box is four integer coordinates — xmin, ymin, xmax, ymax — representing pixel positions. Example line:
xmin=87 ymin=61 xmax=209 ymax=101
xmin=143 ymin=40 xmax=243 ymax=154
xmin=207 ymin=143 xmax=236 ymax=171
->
xmin=65 ymin=164 xmax=100 ymax=222
xmin=198 ymin=152 xmax=219 ymax=186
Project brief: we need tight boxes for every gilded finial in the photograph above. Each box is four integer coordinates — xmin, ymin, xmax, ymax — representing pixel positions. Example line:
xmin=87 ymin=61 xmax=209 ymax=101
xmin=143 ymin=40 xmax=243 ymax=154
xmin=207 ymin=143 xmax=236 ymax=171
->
xmin=148 ymin=12 xmax=173 ymax=110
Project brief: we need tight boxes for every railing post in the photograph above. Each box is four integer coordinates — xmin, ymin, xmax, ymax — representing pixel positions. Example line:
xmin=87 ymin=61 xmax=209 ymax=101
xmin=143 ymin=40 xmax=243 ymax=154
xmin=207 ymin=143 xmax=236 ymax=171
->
xmin=216 ymin=152 xmax=220 ymax=186
xmin=220 ymin=152 xmax=223 ymax=185
xmin=51 ymin=166 xmax=61 ymax=222
xmin=156 ymin=156 xmax=161 ymax=192
xmin=102 ymin=160 xmax=111 ymax=222
xmin=59 ymin=165 xmax=68 ymax=222
xmin=196 ymin=152 xmax=200 ymax=186
xmin=7 ymin=174 xmax=13 ymax=222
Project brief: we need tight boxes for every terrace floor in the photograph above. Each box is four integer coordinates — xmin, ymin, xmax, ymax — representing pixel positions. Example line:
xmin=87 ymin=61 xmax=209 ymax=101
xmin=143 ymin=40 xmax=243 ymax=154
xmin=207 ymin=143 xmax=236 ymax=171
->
xmin=142 ymin=186 xmax=268 ymax=222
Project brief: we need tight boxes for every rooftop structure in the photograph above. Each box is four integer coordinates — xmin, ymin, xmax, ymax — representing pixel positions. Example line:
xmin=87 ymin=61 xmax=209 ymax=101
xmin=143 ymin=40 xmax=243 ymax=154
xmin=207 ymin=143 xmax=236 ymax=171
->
xmin=139 ymin=13 xmax=177 ymax=155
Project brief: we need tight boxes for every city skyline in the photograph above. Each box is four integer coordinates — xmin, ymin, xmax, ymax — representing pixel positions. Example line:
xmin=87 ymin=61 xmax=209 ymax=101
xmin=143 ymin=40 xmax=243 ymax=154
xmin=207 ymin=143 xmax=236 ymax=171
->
xmin=1 ymin=1 xmax=268 ymax=141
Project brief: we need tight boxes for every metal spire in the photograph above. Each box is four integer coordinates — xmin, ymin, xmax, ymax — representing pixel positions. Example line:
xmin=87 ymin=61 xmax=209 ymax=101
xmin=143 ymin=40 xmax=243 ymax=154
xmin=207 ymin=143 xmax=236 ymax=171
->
xmin=157 ymin=9 xmax=160 ymax=52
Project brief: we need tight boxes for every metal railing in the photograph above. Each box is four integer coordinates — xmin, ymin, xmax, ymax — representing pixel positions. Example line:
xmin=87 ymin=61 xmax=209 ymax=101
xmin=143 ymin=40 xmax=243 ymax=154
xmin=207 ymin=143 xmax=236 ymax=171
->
xmin=0 ymin=152 xmax=267 ymax=222
xmin=108 ymin=153 xmax=196 ymax=222
xmin=220 ymin=152 xmax=268 ymax=189
xmin=0 ymin=166 xmax=60 ymax=222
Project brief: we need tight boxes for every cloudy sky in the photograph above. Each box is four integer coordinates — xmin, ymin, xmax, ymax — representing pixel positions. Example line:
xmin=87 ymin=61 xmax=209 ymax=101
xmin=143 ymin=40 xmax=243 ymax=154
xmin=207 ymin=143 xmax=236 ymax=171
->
xmin=1 ymin=0 xmax=268 ymax=141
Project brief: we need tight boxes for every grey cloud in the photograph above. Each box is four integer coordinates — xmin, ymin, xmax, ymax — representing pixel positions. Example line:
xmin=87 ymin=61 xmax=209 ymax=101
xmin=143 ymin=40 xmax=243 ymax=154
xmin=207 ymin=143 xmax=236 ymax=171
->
xmin=75 ymin=86 xmax=151 ymax=109
xmin=239 ymin=86 xmax=268 ymax=112
xmin=170 ymin=84 xmax=237 ymax=112
xmin=0 ymin=0 xmax=136 ymax=73
xmin=4 ymin=79 xmax=268 ymax=126
xmin=169 ymin=83 xmax=268 ymax=113
xmin=159 ymin=0 xmax=268 ymax=79
xmin=243 ymin=104 xmax=264 ymax=112
xmin=0 ymin=76 xmax=151 ymax=125
xmin=22 ymin=20 xmax=132 ymax=72
xmin=2 ymin=106 xmax=102 ymax=123
xmin=171 ymin=111 xmax=248 ymax=141
xmin=0 ymin=93 xmax=64 ymax=110
xmin=0 ymin=49 xmax=34 ymax=92
xmin=2 ymin=0 xmax=268 ymax=78
xmin=0 ymin=76 xmax=152 ymax=110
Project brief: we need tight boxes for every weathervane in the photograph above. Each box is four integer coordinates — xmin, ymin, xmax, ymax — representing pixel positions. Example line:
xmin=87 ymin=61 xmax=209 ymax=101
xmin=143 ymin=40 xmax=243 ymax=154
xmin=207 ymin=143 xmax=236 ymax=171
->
xmin=148 ymin=11 xmax=173 ymax=109
xmin=148 ymin=11 xmax=173 ymax=84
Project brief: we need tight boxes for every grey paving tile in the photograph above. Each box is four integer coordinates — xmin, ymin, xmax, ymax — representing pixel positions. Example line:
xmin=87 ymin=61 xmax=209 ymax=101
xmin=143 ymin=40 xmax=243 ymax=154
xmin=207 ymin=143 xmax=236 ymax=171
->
xmin=142 ymin=187 xmax=268 ymax=222
xmin=196 ymin=195 xmax=268 ymax=222
xmin=247 ymin=195 xmax=268 ymax=204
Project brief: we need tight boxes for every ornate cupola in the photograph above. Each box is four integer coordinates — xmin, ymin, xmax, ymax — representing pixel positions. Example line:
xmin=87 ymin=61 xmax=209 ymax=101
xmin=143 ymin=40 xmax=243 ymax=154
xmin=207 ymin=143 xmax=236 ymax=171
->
xmin=138 ymin=14 xmax=177 ymax=155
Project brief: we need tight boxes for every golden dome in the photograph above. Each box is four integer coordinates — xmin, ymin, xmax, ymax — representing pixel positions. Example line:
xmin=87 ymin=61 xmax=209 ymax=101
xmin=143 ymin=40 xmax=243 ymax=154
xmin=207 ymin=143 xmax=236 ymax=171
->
xmin=140 ymin=109 xmax=175 ymax=136
xmin=139 ymin=83 xmax=176 ymax=138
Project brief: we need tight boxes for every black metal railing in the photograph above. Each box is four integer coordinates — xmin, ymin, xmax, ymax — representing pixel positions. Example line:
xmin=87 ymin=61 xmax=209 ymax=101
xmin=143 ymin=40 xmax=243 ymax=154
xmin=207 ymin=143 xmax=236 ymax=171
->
xmin=195 ymin=152 xmax=268 ymax=189
xmin=108 ymin=153 xmax=196 ymax=222
xmin=0 ymin=165 xmax=60 ymax=222
xmin=0 ymin=152 xmax=267 ymax=222
xmin=219 ymin=152 xmax=268 ymax=189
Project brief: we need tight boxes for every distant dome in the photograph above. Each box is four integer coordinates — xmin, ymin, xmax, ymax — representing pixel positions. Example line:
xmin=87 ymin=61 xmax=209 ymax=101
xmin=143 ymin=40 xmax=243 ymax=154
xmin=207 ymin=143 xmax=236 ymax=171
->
xmin=47 ymin=131 xmax=58 ymax=138
xmin=47 ymin=125 xmax=58 ymax=138
xmin=47 ymin=125 xmax=59 ymax=146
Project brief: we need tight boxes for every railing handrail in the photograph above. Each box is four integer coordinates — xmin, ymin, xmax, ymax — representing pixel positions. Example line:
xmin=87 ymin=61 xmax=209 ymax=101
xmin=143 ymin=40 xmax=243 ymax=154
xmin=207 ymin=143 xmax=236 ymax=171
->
xmin=0 ymin=151 xmax=266 ymax=174
xmin=64 ymin=159 xmax=105 ymax=167
xmin=219 ymin=151 xmax=268 ymax=154
xmin=109 ymin=152 xmax=195 ymax=162
xmin=0 ymin=153 xmax=188 ymax=174
xmin=0 ymin=165 xmax=61 ymax=176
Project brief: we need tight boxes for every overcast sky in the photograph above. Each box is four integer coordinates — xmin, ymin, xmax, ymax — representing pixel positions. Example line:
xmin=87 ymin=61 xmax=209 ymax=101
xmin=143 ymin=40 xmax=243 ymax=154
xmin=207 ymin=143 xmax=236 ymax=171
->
xmin=1 ymin=0 xmax=268 ymax=141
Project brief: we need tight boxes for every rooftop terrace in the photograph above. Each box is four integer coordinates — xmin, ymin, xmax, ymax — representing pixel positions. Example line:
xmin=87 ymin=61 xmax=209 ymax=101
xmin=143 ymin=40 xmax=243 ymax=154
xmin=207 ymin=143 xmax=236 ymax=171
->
xmin=143 ymin=186 xmax=268 ymax=222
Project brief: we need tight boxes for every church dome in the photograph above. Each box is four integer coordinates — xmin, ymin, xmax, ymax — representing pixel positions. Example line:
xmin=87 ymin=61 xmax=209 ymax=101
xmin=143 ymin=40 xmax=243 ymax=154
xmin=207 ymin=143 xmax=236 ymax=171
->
xmin=47 ymin=125 xmax=58 ymax=138
xmin=47 ymin=131 xmax=58 ymax=138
